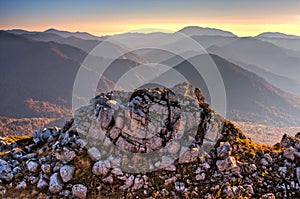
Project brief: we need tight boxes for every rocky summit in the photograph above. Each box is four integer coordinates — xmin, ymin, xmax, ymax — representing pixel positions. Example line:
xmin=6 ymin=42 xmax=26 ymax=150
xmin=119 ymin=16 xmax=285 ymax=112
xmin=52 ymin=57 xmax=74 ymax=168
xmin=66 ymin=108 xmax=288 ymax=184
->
xmin=0 ymin=83 xmax=300 ymax=198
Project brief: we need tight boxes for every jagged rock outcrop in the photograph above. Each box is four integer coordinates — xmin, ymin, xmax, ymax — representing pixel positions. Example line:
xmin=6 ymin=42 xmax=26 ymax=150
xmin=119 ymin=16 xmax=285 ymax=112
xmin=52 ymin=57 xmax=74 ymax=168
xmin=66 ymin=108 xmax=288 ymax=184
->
xmin=0 ymin=83 xmax=299 ymax=198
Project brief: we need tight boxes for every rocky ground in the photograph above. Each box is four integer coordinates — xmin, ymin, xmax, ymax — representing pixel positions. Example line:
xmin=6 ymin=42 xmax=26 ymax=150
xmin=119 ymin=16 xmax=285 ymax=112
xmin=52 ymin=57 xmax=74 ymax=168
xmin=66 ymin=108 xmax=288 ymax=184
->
xmin=0 ymin=83 xmax=299 ymax=198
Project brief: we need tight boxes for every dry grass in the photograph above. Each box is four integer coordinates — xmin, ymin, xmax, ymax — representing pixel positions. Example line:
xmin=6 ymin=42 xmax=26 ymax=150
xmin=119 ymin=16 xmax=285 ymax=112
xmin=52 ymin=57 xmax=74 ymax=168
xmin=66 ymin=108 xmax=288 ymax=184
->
xmin=0 ymin=135 xmax=32 ymax=145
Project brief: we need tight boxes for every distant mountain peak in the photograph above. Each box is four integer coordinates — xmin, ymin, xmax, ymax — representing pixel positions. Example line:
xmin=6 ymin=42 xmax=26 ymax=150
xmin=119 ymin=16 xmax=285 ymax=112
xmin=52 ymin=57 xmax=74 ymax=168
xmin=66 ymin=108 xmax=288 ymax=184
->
xmin=44 ymin=28 xmax=101 ymax=40
xmin=256 ymin=32 xmax=300 ymax=39
xmin=177 ymin=26 xmax=237 ymax=37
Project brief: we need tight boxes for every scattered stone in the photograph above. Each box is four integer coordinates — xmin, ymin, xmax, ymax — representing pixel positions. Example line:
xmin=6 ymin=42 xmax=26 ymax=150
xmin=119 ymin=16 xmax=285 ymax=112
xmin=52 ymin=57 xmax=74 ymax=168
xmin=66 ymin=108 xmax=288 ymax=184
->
xmin=222 ymin=186 xmax=233 ymax=197
xmin=216 ymin=156 xmax=236 ymax=172
xmin=245 ymin=184 xmax=254 ymax=195
xmin=0 ymin=159 xmax=13 ymax=182
xmin=296 ymin=167 xmax=300 ymax=185
xmin=27 ymin=161 xmax=39 ymax=173
xmin=60 ymin=165 xmax=75 ymax=182
xmin=283 ymin=147 xmax=295 ymax=161
xmin=102 ymin=175 xmax=114 ymax=184
xmin=260 ymin=158 xmax=269 ymax=166
xmin=262 ymin=193 xmax=275 ymax=199
xmin=164 ymin=176 xmax=177 ymax=186
xmin=16 ymin=180 xmax=27 ymax=189
xmin=72 ymin=184 xmax=87 ymax=199
xmin=111 ymin=168 xmax=123 ymax=176
xmin=195 ymin=173 xmax=205 ymax=181
xmin=92 ymin=160 xmax=111 ymax=176
xmin=55 ymin=147 xmax=76 ymax=164
xmin=49 ymin=173 xmax=64 ymax=194
xmin=133 ymin=177 xmax=144 ymax=190
xmin=217 ymin=142 xmax=231 ymax=158
xmin=60 ymin=189 xmax=71 ymax=197
xmin=37 ymin=176 xmax=48 ymax=189
xmin=41 ymin=164 xmax=51 ymax=174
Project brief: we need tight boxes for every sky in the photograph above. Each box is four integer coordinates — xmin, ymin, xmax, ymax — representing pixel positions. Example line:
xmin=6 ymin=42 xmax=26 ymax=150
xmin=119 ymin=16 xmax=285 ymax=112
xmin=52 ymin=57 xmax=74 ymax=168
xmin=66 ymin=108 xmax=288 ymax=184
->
xmin=0 ymin=0 xmax=300 ymax=36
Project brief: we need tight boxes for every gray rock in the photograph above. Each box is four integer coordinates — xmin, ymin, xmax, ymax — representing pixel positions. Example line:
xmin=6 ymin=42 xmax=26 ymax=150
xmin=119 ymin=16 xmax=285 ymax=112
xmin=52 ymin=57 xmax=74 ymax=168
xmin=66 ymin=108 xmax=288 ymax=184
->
xmin=60 ymin=189 xmax=71 ymax=197
xmin=76 ymin=139 xmax=88 ymax=149
xmin=217 ymin=142 xmax=231 ymax=158
xmin=296 ymin=167 xmax=300 ymax=185
xmin=27 ymin=161 xmax=39 ymax=173
xmin=164 ymin=176 xmax=177 ymax=186
xmin=28 ymin=176 xmax=39 ymax=184
xmin=99 ymin=108 xmax=114 ymax=129
xmin=49 ymin=173 xmax=64 ymax=194
xmin=263 ymin=154 xmax=272 ymax=163
xmin=0 ymin=159 xmax=13 ymax=182
xmin=160 ymin=156 xmax=174 ymax=168
xmin=178 ymin=149 xmax=198 ymax=164
xmin=92 ymin=160 xmax=111 ymax=176
xmin=21 ymin=153 xmax=37 ymax=160
xmin=280 ymin=134 xmax=296 ymax=148
xmin=222 ymin=186 xmax=233 ymax=197
xmin=201 ymin=162 xmax=210 ymax=171
xmin=283 ymin=147 xmax=295 ymax=161
xmin=87 ymin=147 xmax=102 ymax=161
xmin=146 ymin=136 xmax=163 ymax=151
xmin=111 ymin=168 xmax=123 ymax=176
xmin=125 ymin=175 xmax=135 ymax=188
xmin=72 ymin=184 xmax=87 ymax=199
xmin=39 ymin=156 xmax=51 ymax=164
xmin=16 ymin=180 xmax=27 ymax=189
xmin=262 ymin=193 xmax=275 ymax=199
xmin=167 ymin=141 xmax=181 ymax=154
xmin=216 ymin=156 xmax=237 ymax=172
xmin=260 ymin=158 xmax=269 ymax=166
xmin=12 ymin=166 xmax=21 ymax=175
xmin=195 ymin=173 xmax=205 ymax=181
xmin=133 ymin=177 xmax=144 ymax=190
xmin=102 ymin=175 xmax=114 ymax=184
xmin=60 ymin=165 xmax=75 ymax=182
xmin=120 ymin=175 xmax=134 ymax=190
xmin=41 ymin=163 xmax=51 ymax=174
xmin=37 ymin=176 xmax=48 ymax=189
xmin=175 ymin=182 xmax=185 ymax=192
xmin=245 ymin=184 xmax=254 ymax=195
xmin=56 ymin=147 xmax=76 ymax=164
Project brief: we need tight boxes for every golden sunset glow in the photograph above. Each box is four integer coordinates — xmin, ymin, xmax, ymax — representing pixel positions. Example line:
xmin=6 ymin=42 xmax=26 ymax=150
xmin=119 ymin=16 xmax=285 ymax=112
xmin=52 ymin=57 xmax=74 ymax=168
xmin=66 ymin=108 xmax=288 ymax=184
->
xmin=1 ymin=1 xmax=300 ymax=37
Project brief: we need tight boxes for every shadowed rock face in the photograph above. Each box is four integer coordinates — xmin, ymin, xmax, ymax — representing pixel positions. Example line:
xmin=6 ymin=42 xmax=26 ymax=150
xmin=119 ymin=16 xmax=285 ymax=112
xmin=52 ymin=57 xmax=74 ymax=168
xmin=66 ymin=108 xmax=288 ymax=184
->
xmin=0 ymin=84 xmax=300 ymax=198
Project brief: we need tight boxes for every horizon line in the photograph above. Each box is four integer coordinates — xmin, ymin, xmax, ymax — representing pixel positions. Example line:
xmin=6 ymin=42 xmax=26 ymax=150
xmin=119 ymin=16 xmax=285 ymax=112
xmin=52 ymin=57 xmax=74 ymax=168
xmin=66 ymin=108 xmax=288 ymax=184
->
xmin=2 ymin=25 xmax=300 ymax=38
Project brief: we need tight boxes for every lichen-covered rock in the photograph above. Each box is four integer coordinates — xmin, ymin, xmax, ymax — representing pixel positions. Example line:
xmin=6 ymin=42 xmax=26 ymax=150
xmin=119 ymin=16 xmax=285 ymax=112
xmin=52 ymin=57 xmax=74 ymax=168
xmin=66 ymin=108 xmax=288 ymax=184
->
xmin=87 ymin=147 xmax=101 ymax=161
xmin=178 ymin=149 xmax=199 ymax=164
